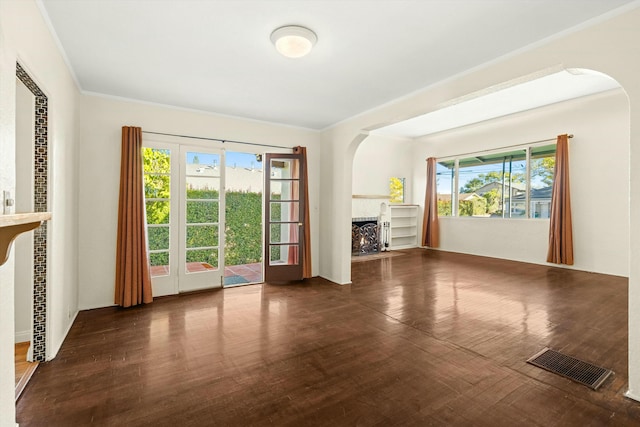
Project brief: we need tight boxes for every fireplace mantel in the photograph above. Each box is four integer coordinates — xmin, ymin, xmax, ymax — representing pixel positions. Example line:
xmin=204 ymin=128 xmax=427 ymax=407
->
xmin=0 ymin=212 xmax=51 ymax=266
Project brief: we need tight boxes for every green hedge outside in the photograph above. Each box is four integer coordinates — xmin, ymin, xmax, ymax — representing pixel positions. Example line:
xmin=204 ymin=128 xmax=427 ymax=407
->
xmin=147 ymin=189 xmax=264 ymax=267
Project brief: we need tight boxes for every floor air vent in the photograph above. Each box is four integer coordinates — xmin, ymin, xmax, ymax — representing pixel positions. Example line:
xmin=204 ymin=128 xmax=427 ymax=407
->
xmin=527 ymin=347 xmax=613 ymax=390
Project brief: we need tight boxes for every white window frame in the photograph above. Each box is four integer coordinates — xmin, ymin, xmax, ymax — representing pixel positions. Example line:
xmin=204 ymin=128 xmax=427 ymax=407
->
xmin=436 ymin=141 xmax=556 ymax=219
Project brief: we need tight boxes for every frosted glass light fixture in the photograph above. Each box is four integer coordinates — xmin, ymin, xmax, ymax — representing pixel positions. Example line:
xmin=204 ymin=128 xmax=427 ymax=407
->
xmin=271 ymin=25 xmax=317 ymax=58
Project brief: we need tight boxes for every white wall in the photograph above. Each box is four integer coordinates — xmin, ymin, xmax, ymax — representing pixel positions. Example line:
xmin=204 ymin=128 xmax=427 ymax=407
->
xmin=77 ymin=94 xmax=321 ymax=310
xmin=319 ymin=130 xmax=366 ymax=284
xmin=411 ymin=89 xmax=629 ymax=277
xmin=0 ymin=14 xmax=18 ymax=425
xmin=14 ymin=79 xmax=35 ymax=343
xmin=352 ymin=134 xmax=413 ymax=219
xmin=352 ymin=134 xmax=413 ymax=199
xmin=0 ymin=0 xmax=80 ymax=424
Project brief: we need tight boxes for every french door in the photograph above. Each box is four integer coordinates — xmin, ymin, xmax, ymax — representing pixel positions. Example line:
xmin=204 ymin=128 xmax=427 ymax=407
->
xmin=264 ymin=153 xmax=305 ymax=282
xmin=144 ymin=142 xmax=224 ymax=295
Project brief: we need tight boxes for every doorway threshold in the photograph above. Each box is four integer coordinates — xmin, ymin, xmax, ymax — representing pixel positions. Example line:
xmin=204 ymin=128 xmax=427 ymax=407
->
xmin=15 ymin=342 xmax=39 ymax=401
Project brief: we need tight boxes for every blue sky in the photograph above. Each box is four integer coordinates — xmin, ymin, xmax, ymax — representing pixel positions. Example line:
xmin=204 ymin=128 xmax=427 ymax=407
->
xmin=187 ymin=151 xmax=263 ymax=170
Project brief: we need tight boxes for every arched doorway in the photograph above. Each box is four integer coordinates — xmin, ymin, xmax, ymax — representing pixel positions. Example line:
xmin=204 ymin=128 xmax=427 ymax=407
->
xmin=347 ymin=65 xmax=632 ymax=396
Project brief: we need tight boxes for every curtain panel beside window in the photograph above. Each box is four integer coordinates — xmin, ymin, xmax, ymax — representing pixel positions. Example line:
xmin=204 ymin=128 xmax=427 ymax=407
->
xmin=422 ymin=157 xmax=440 ymax=247
xmin=115 ymin=126 xmax=153 ymax=307
xmin=547 ymin=134 xmax=574 ymax=265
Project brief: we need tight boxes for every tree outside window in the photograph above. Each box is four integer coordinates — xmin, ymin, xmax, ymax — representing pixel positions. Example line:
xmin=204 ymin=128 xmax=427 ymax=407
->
xmin=390 ymin=177 xmax=405 ymax=203
xmin=436 ymin=143 xmax=556 ymax=219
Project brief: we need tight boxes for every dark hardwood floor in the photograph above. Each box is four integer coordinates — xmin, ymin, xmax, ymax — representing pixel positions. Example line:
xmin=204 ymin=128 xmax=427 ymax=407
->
xmin=16 ymin=249 xmax=640 ymax=426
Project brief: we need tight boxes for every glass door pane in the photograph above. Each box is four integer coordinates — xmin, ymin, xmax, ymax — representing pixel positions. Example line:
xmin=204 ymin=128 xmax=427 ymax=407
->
xmin=223 ymin=152 xmax=264 ymax=286
xmin=144 ymin=147 xmax=172 ymax=276
xmin=143 ymin=145 xmax=178 ymax=296
xmin=264 ymin=154 xmax=304 ymax=282
xmin=143 ymin=144 xmax=225 ymax=295
xmin=179 ymin=149 xmax=223 ymax=292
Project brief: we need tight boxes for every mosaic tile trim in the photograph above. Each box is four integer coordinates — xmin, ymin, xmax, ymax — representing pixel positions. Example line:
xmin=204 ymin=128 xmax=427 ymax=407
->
xmin=16 ymin=62 xmax=48 ymax=362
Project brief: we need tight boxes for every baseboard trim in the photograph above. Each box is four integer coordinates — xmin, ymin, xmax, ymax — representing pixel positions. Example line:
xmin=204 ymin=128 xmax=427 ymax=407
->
xmin=318 ymin=274 xmax=351 ymax=285
xmin=47 ymin=309 xmax=78 ymax=361
xmin=14 ymin=330 xmax=30 ymax=343
xmin=625 ymin=390 xmax=640 ymax=402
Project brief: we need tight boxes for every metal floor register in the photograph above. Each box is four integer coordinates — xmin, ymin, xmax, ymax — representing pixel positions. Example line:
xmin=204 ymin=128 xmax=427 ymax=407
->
xmin=527 ymin=347 xmax=613 ymax=390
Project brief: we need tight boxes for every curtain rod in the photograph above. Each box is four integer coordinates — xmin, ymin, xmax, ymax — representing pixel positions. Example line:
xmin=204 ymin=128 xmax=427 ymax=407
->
xmin=142 ymin=130 xmax=291 ymax=150
xmin=435 ymin=134 xmax=573 ymax=162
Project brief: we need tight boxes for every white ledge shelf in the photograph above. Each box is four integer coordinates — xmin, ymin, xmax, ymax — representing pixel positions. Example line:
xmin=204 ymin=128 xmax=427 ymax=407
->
xmin=0 ymin=212 xmax=51 ymax=266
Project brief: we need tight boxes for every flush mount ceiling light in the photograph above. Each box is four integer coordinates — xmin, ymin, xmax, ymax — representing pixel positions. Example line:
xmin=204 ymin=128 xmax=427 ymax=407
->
xmin=270 ymin=25 xmax=317 ymax=58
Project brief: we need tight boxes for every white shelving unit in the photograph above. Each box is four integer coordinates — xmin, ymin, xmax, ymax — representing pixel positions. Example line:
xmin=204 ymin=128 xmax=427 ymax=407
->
xmin=390 ymin=205 xmax=418 ymax=249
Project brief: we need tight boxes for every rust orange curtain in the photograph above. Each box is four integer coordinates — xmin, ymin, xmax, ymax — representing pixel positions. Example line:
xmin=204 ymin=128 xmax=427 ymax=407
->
xmin=294 ymin=146 xmax=312 ymax=278
xmin=422 ymin=157 xmax=439 ymax=247
xmin=115 ymin=126 xmax=153 ymax=307
xmin=547 ymin=134 xmax=574 ymax=265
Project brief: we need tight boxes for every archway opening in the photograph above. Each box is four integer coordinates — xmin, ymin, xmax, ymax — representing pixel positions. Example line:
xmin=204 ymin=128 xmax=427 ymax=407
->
xmin=348 ymin=66 xmax=631 ymax=395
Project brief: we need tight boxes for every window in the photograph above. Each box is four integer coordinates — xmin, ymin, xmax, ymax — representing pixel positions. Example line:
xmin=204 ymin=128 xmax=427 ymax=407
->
xmin=529 ymin=144 xmax=556 ymax=218
xmin=437 ymin=143 xmax=555 ymax=219
xmin=389 ymin=177 xmax=405 ymax=203
xmin=457 ymin=150 xmax=526 ymax=218
xmin=436 ymin=162 xmax=454 ymax=216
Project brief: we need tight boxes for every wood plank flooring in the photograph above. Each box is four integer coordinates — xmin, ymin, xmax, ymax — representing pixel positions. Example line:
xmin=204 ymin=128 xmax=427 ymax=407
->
xmin=15 ymin=342 xmax=30 ymax=385
xmin=15 ymin=341 xmax=38 ymax=401
xmin=16 ymin=249 xmax=640 ymax=426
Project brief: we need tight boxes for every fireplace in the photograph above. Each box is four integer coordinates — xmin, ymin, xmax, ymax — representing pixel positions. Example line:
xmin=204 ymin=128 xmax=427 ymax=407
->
xmin=352 ymin=217 xmax=379 ymax=255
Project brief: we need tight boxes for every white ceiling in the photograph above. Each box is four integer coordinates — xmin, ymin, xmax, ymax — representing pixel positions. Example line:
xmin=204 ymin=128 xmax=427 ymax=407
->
xmin=39 ymin=0 xmax=636 ymax=130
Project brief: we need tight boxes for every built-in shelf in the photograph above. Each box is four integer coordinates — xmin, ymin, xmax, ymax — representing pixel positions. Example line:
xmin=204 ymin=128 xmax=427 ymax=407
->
xmin=390 ymin=205 xmax=418 ymax=249
xmin=0 ymin=212 xmax=51 ymax=266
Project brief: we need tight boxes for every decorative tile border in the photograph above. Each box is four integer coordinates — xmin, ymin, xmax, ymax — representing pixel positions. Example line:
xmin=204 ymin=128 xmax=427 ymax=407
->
xmin=16 ymin=63 xmax=48 ymax=362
